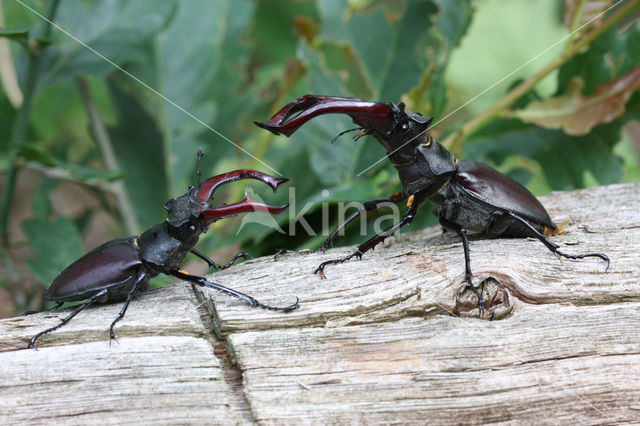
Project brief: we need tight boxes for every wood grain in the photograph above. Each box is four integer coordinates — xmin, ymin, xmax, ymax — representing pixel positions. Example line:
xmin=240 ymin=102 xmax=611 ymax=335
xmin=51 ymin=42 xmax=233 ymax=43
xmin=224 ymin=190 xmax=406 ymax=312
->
xmin=0 ymin=282 xmax=206 ymax=352
xmin=0 ymin=183 xmax=638 ymax=424
xmin=0 ymin=336 xmax=239 ymax=424
xmin=198 ymin=183 xmax=640 ymax=336
xmin=228 ymin=303 xmax=640 ymax=424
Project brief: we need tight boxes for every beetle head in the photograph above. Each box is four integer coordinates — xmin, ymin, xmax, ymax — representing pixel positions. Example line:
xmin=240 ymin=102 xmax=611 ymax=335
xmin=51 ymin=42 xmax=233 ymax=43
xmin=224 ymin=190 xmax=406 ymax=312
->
xmin=164 ymin=168 xmax=289 ymax=242
xmin=254 ymin=95 xmax=433 ymax=155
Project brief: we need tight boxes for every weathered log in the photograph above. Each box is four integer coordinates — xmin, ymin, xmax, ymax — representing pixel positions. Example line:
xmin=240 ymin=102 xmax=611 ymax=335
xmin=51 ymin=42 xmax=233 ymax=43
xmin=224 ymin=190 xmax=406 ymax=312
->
xmin=0 ymin=282 xmax=206 ymax=351
xmin=0 ymin=183 xmax=638 ymax=424
xmin=0 ymin=336 xmax=239 ymax=424
xmin=204 ymin=183 xmax=639 ymax=336
xmin=228 ymin=304 xmax=640 ymax=424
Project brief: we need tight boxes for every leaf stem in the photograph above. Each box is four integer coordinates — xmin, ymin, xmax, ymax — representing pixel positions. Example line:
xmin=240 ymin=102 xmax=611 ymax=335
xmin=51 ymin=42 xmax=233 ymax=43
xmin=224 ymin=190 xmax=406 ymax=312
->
xmin=0 ymin=0 xmax=61 ymax=244
xmin=76 ymin=76 xmax=140 ymax=235
xmin=442 ymin=0 xmax=640 ymax=153
xmin=0 ymin=6 xmax=24 ymax=107
xmin=569 ymin=0 xmax=587 ymax=39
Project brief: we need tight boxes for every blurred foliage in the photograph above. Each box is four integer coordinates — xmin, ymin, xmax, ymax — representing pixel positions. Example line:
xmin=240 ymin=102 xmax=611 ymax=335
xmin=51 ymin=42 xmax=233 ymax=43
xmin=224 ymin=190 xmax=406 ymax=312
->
xmin=0 ymin=0 xmax=638 ymax=314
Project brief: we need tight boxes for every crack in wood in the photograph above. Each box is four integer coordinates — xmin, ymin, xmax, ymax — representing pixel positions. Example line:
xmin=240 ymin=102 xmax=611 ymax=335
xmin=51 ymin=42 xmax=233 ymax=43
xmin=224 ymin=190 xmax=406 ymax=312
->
xmin=191 ymin=284 xmax=255 ymax=425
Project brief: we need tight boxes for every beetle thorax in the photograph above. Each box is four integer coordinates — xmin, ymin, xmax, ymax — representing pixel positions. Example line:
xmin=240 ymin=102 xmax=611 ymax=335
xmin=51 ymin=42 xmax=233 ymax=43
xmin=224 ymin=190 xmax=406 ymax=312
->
xmin=370 ymin=103 xmax=434 ymax=164
xmin=164 ymin=190 xmax=208 ymax=240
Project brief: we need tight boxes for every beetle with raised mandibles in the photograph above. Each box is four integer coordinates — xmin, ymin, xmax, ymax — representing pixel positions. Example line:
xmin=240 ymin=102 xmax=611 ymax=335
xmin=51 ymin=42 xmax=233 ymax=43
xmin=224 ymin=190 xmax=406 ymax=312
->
xmin=255 ymin=95 xmax=609 ymax=309
xmin=28 ymin=151 xmax=298 ymax=349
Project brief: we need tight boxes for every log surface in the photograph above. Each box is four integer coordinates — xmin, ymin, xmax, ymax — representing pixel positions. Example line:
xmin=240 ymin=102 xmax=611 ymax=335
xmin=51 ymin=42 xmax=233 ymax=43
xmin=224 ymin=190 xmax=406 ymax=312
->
xmin=1 ymin=183 xmax=639 ymax=424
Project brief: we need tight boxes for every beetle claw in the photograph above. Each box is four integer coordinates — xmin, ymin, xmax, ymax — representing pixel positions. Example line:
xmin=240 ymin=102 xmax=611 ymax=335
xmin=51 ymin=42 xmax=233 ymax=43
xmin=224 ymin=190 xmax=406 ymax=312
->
xmin=109 ymin=333 xmax=120 ymax=347
xmin=196 ymin=170 xmax=288 ymax=203
xmin=200 ymin=196 xmax=289 ymax=226
xmin=194 ymin=170 xmax=290 ymax=225
xmin=255 ymin=95 xmax=394 ymax=138
xmin=593 ymin=252 xmax=611 ymax=271
xmin=257 ymin=296 xmax=300 ymax=312
xmin=554 ymin=249 xmax=611 ymax=271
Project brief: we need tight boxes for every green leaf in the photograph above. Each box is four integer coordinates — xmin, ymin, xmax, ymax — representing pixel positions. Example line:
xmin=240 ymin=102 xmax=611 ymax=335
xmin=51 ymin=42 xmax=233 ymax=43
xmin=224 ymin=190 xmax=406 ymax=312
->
xmin=34 ymin=0 xmax=177 ymax=91
xmin=466 ymin=119 xmax=624 ymax=190
xmin=557 ymin=26 xmax=640 ymax=95
xmin=19 ymin=145 xmax=123 ymax=181
xmin=22 ymin=183 xmax=85 ymax=286
xmin=297 ymin=42 xmax=346 ymax=95
xmin=29 ymin=82 xmax=89 ymax=143
xmin=0 ymin=27 xmax=29 ymax=46
xmin=314 ymin=0 xmax=440 ymax=100
xmin=19 ymin=145 xmax=57 ymax=167
xmin=410 ymin=0 xmax=472 ymax=117
xmin=150 ymin=0 xmax=259 ymax=192
xmin=511 ymin=66 xmax=640 ymax=135
xmin=253 ymin=0 xmax=319 ymax=66
xmin=107 ymin=79 xmax=168 ymax=228
xmin=62 ymin=163 xmax=123 ymax=182
xmin=24 ymin=215 xmax=85 ymax=286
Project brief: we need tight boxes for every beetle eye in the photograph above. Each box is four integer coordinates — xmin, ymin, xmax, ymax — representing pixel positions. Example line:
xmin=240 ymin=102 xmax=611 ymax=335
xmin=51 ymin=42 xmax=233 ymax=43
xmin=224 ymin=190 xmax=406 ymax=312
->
xmin=401 ymin=123 xmax=409 ymax=132
xmin=189 ymin=225 xmax=196 ymax=231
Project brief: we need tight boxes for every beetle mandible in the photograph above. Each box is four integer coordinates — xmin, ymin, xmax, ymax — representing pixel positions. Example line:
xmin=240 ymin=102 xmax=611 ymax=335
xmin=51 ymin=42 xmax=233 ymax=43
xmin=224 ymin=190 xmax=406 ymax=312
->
xmin=255 ymin=95 xmax=609 ymax=308
xmin=28 ymin=151 xmax=298 ymax=349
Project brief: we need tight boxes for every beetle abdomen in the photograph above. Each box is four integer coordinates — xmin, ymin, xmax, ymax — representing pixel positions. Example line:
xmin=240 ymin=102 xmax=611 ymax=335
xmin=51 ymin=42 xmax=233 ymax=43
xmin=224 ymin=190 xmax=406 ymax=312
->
xmin=456 ymin=160 xmax=555 ymax=229
xmin=44 ymin=237 xmax=143 ymax=302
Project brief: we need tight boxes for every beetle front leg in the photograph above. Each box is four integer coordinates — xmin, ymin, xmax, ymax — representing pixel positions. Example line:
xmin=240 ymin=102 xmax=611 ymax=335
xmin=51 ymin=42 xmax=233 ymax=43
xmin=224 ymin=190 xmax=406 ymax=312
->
xmin=315 ymin=197 xmax=419 ymax=279
xmin=172 ymin=270 xmax=299 ymax=312
xmin=109 ymin=274 xmax=148 ymax=343
xmin=28 ymin=289 xmax=108 ymax=349
xmin=320 ymin=193 xmax=407 ymax=252
xmin=190 ymin=249 xmax=253 ymax=270
xmin=274 ymin=192 xmax=406 ymax=259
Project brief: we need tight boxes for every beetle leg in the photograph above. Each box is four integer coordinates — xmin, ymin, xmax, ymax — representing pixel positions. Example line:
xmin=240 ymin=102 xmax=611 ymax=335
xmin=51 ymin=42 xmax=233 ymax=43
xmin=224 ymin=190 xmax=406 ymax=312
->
xmin=314 ymin=197 xmax=420 ymax=279
xmin=172 ymin=270 xmax=299 ymax=312
xmin=274 ymin=193 xmax=407 ymax=260
xmin=22 ymin=301 xmax=63 ymax=316
xmin=28 ymin=289 xmax=108 ymax=349
xmin=506 ymin=211 xmax=610 ymax=270
xmin=219 ymin=252 xmax=253 ymax=269
xmin=190 ymin=249 xmax=253 ymax=270
xmin=447 ymin=221 xmax=485 ymax=316
xmin=109 ymin=274 xmax=147 ymax=343
xmin=322 ymin=193 xmax=407 ymax=251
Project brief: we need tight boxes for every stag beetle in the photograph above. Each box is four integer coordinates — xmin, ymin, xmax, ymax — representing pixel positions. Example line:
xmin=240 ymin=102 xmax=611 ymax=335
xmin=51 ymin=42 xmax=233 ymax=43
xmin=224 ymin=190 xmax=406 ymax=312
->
xmin=28 ymin=151 xmax=298 ymax=349
xmin=255 ymin=95 xmax=609 ymax=308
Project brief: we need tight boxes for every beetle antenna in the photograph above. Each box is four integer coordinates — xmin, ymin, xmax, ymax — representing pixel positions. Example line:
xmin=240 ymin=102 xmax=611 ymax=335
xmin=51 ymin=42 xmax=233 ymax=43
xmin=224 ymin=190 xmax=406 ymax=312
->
xmin=196 ymin=149 xmax=204 ymax=185
xmin=353 ymin=129 xmax=371 ymax=142
xmin=330 ymin=127 xmax=364 ymax=144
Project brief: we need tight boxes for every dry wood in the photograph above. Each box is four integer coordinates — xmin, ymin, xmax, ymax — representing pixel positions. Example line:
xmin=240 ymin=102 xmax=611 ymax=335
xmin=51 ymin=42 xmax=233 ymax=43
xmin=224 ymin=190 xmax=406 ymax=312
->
xmin=0 ymin=183 xmax=638 ymax=424
xmin=0 ymin=336 xmax=238 ymax=424
xmin=0 ymin=282 xmax=206 ymax=351
xmin=228 ymin=303 xmax=640 ymax=424
xmin=200 ymin=183 xmax=639 ymax=336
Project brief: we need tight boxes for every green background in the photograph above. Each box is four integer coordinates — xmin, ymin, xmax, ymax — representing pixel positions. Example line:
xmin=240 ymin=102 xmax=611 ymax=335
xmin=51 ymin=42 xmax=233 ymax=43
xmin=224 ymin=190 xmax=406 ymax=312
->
xmin=0 ymin=0 xmax=638 ymax=315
